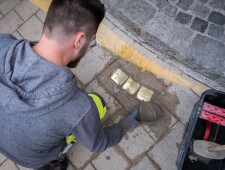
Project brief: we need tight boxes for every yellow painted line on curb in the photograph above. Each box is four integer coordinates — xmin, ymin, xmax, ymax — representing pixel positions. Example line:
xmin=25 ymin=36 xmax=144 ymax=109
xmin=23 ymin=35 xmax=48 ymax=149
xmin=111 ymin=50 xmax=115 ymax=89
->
xmin=29 ymin=0 xmax=209 ymax=94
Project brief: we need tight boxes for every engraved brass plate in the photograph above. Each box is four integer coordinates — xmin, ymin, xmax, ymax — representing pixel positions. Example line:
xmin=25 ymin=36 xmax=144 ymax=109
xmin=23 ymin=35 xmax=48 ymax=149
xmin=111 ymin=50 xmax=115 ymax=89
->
xmin=137 ymin=86 xmax=154 ymax=101
xmin=111 ymin=69 xmax=128 ymax=85
xmin=122 ymin=78 xmax=140 ymax=95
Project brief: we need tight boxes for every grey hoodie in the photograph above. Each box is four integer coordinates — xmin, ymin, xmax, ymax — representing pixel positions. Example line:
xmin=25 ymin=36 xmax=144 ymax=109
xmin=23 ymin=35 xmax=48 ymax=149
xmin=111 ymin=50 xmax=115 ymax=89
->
xmin=0 ymin=34 xmax=127 ymax=169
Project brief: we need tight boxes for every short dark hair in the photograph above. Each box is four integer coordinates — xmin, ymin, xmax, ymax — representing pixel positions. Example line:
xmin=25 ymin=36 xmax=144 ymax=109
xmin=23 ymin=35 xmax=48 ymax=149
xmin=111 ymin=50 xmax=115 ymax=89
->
xmin=44 ymin=0 xmax=105 ymax=39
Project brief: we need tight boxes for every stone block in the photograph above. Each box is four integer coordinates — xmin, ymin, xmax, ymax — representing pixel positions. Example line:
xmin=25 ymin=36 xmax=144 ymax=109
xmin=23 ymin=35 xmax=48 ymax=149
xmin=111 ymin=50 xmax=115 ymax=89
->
xmin=85 ymin=79 xmax=123 ymax=121
xmin=156 ymin=84 xmax=199 ymax=124
xmin=162 ymin=4 xmax=177 ymax=18
xmin=141 ymin=14 xmax=193 ymax=53
xmin=210 ymin=0 xmax=225 ymax=9
xmin=18 ymin=15 xmax=43 ymax=41
xmin=199 ymin=0 xmax=208 ymax=4
xmin=0 ymin=159 xmax=19 ymax=170
xmin=15 ymin=0 xmax=39 ymax=21
xmin=0 ymin=11 xmax=24 ymax=34
xmin=191 ymin=4 xmax=210 ymax=18
xmin=148 ymin=122 xmax=185 ymax=170
xmin=118 ymin=126 xmax=155 ymax=160
xmin=176 ymin=0 xmax=194 ymax=11
xmin=130 ymin=157 xmax=158 ymax=170
xmin=0 ymin=0 xmax=21 ymax=15
xmin=147 ymin=0 xmax=169 ymax=9
xmin=175 ymin=12 xmax=192 ymax=25
xmin=12 ymin=31 xmax=23 ymax=39
xmin=208 ymin=24 xmax=224 ymax=40
xmin=68 ymin=142 xmax=95 ymax=169
xmin=115 ymin=0 xmax=156 ymax=27
xmin=35 ymin=10 xmax=47 ymax=23
xmin=190 ymin=17 xmax=208 ymax=33
xmin=71 ymin=45 xmax=114 ymax=85
xmin=142 ymin=109 xmax=178 ymax=141
xmin=185 ymin=34 xmax=225 ymax=85
xmin=92 ymin=147 xmax=130 ymax=170
xmin=112 ymin=27 xmax=134 ymax=45
xmin=208 ymin=11 xmax=225 ymax=26
xmin=0 ymin=154 xmax=6 ymax=165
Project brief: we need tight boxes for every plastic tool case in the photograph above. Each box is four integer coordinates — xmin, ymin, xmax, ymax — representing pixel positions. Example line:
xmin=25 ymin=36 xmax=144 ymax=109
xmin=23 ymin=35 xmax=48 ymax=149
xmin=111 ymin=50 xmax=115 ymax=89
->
xmin=176 ymin=90 xmax=225 ymax=170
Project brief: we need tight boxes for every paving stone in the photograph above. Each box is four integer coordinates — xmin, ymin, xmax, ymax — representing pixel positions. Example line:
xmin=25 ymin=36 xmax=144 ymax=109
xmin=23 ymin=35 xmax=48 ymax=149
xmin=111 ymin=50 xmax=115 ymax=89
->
xmin=71 ymin=45 xmax=114 ymax=85
xmin=102 ymin=17 xmax=115 ymax=30
xmin=185 ymin=34 xmax=225 ymax=85
xmin=0 ymin=159 xmax=19 ymax=170
xmin=18 ymin=15 xmax=43 ymax=41
xmin=142 ymin=109 xmax=178 ymax=141
xmin=162 ymin=4 xmax=178 ymax=18
xmin=0 ymin=0 xmax=21 ymax=15
xmin=147 ymin=0 xmax=169 ymax=9
xmin=190 ymin=17 xmax=208 ymax=33
xmin=68 ymin=142 xmax=95 ymax=169
xmin=176 ymin=0 xmax=194 ymax=11
xmin=141 ymin=13 xmax=193 ymax=52
xmin=118 ymin=126 xmax=155 ymax=160
xmin=17 ymin=165 xmax=32 ymax=170
xmin=0 ymin=154 xmax=6 ymax=165
xmin=208 ymin=24 xmax=225 ymax=40
xmin=132 ymin=43 xmax=158 ymax=60
xmin=66 ymin=161 xmax=75 ymax=170
xmin=35 ymin=10 xmax=47 ymax=23
xmin=84 ymin=163 xmax=95 ymax=170
xmin=0 ymin=10 xmax=24 ymax=34
xmin=92 ymin=147 xmax=130 ymax=170
xmin=191 ymin=4 xmax=210 ymax=18
xmin=85 ymin=79 xmax=123 ymax=121
xmin=148 ymin=122 xmax=185 ymax=170
xmin=12 ymin=31 xmax=23 ymax=39
xmin=208 ymin=11 xmax=225 ymax=26
xmin=175 ymin=11 xmax=192 ymax=25
xmin=210 ymin=0 xmax=225 ymax=9
xmin=112 ymin=27 xmax=134 ymax=45
xmin=15 ymin=0 xmax=39 ymax=21
xmin=130 ymin=157 xmax=158 ymax=170
xmin=115 ymin=0 xmax=156 ymax=27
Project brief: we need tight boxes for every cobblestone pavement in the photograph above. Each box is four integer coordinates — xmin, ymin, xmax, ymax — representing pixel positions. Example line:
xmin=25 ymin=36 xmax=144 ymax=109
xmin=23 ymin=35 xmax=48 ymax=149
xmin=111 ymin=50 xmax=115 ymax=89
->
xmin=101 ymin=0 xmax=225 ymax=87
xmin=0 ymin=0 xmax=219 ymax=170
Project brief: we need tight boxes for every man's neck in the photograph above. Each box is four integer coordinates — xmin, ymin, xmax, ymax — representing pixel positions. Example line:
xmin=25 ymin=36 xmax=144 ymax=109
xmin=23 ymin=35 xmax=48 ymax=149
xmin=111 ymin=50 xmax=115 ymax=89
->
xmin=32 ymin=36 xmax=68 ymax=67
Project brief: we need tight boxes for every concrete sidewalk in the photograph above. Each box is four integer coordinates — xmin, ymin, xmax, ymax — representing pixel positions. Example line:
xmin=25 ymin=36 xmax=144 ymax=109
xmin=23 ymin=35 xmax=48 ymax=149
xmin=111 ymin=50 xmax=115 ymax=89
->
xmin=0 ymin=0 xmax=223 ymax=170
xmin=102 ymin=0 xmax=225 ymax=87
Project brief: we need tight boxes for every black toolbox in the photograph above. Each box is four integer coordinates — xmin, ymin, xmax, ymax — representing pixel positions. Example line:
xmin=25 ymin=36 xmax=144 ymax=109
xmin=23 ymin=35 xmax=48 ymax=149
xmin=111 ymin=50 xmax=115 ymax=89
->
xmin=176 ymin=90 xmax=225 ymax=170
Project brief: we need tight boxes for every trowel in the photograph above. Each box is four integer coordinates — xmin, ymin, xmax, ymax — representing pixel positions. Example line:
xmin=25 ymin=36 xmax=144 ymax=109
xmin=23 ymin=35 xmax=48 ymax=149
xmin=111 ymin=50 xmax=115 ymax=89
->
xmin=193 ymin=140 xmax=225 ymax=160
xmin=136 ymin=101 xmax=164 ymax=123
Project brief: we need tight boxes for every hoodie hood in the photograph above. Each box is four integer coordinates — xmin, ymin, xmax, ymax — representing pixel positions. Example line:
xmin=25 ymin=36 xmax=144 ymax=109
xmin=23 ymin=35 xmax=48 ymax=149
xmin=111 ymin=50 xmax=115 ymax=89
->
xmin=0 ymin=34 xmax=77 ymax=117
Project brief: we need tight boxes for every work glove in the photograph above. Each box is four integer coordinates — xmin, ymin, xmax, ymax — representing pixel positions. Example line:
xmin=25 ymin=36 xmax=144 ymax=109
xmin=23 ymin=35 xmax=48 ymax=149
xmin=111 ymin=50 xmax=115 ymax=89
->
xmin=119 ymin=108 xmax=141 ymax=133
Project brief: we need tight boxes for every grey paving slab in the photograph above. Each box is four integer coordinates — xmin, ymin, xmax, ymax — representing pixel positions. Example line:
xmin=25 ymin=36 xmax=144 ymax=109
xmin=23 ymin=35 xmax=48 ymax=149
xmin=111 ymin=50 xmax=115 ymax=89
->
xmin=208 ymin=24 xmax=224 ymax=40
xmin=71 ymin=45 xmax=115 ymax=85
xmin=85 ymin=79 xmax=123 ymax=121
xmin=15 ymin=0 xmax=39 ymax=21
xmin=130 ymin=157 xmax=159 ymax=170
xmin=0 ymin=10 xmax=24 ymax=34
xmin=142 ymin=109 xmax=178 ymax=141
xmin=208 ymin=11 xmax=225 ymax=26
xmin=162 ymin=4 xmax=177 ymax=18
xmin=35 ymin=9 xmax=47 ymax=23
xmin=141 ymin=13 xmax=193 ymax=54
xmin=84 ymin=163 xmax=95 ymax=170
xmin=118 ymin=126 xmax=155 ymax=161
xmin=148 ymin=122 xmax=185 ymax=170
xmin=190 ymin=17 xmax=208 ymax=33
xmin=0 ymin=0 xmax=21 ymax=15
xmin=0 ymin=154 xmax=6 ymax=165
xmin=18 ymin=15 xmax=43 ymax=41
xmin=92 ymin=147 xmax=130 ymax=170
xmin=12 ymin=31 xmax=23 ymax=39
xmin=175 ymin=11 xmax=192 ymax=25
xmin=190 ymin=3 xmax=210 ymax=19
xmin=68 ymin=142 xmax=95 ymax=169
xmin=176 ymin=0 xmax=194 ymax=11
xmin=209 ymin=0 xmax=225 ymax=10
xmin=0 ymin=159 xmax=19 ymax=170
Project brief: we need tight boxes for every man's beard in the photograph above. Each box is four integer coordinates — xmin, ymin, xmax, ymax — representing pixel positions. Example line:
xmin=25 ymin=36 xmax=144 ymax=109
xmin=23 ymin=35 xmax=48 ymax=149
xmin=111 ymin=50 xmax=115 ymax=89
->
xmin=67 ymin=43 xmax=89 ymax=68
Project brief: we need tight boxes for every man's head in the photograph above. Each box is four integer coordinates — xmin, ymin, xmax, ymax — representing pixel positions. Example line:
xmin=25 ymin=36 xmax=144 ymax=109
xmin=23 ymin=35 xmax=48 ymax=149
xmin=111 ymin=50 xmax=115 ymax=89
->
xmin=39 ymin=0 xmax=105 ymax=68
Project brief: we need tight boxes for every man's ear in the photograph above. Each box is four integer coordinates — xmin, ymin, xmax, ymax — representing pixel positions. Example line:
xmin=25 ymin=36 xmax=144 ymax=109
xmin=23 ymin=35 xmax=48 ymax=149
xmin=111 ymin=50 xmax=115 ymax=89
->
xmin=73 ymin=32 xmax=85 ymax=49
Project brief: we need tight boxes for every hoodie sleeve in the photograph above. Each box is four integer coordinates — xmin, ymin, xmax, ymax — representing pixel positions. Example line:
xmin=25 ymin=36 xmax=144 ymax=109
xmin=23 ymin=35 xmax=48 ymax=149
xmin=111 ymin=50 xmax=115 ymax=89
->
xmin=71 ymin=102 xmax=127 ymax=153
